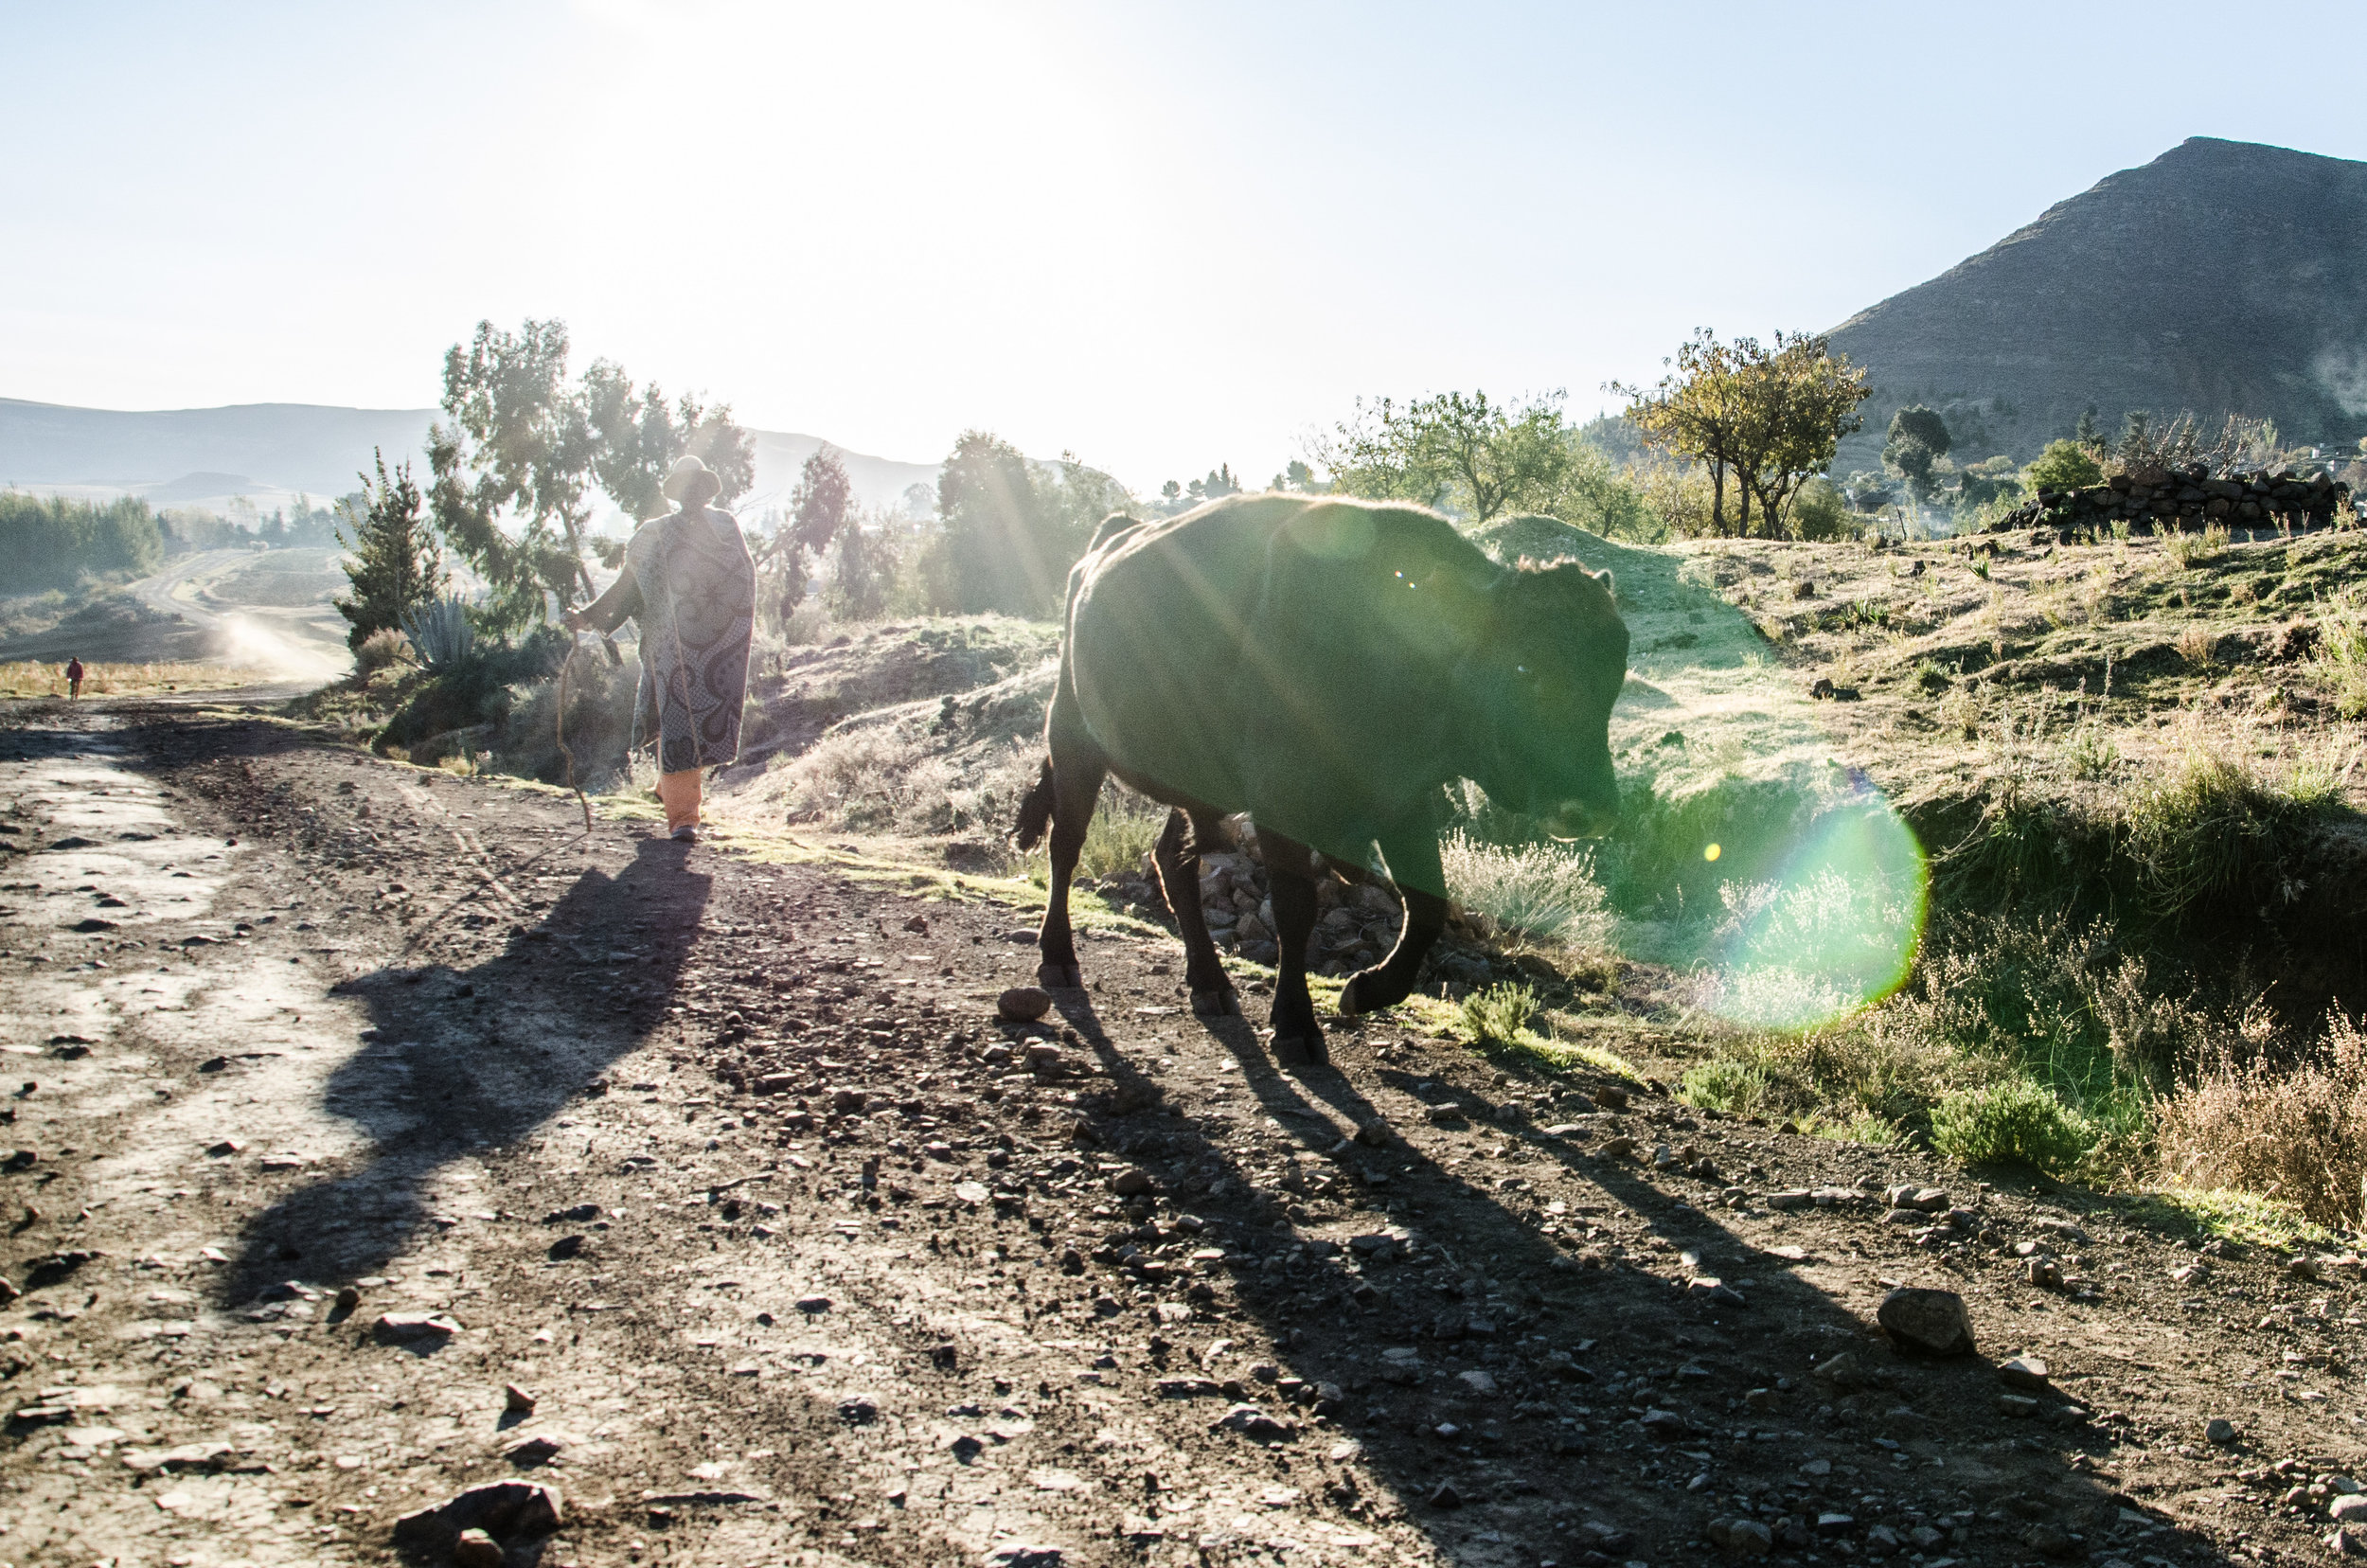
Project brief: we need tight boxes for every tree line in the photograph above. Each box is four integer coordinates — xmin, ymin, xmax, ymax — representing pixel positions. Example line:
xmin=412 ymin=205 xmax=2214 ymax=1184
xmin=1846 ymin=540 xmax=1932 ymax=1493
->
xmin=0 ymin=493 xmax=165 ymax=593
xmin=337 ymin=318 xmax=1146 ymax=654
xmin=337 ymin=315 xmax=1884 ymax=662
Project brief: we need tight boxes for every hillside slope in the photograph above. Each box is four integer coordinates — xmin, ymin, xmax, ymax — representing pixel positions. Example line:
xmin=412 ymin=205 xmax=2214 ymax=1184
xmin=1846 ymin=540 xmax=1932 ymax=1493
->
xmin=1827 ymin=137 xmax=2367 ymax=469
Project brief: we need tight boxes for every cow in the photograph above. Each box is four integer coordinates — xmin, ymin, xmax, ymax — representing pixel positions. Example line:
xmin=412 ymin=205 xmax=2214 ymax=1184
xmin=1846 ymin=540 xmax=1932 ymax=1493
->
xmin=1011 ymin=493 xmax=1628 ymax=1067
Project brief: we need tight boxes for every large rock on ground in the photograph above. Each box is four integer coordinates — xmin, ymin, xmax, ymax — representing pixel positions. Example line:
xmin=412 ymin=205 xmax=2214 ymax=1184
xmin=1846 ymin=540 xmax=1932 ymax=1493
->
xmin=1878 ymin=1288 xmax=1976 ymax=1356
xmin=391 ymin=1481 xmax=563 ymax=1556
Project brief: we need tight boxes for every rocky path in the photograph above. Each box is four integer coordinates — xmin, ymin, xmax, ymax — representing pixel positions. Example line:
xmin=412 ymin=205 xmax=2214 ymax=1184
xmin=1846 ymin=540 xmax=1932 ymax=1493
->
xmin=0 ymin=699 xmax=2359 ymax=1568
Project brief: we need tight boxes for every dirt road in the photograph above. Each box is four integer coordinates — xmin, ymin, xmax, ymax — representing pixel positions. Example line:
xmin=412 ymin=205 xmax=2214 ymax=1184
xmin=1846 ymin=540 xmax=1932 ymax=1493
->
xmin=0 ymin=699 xmax=2358 ymax=1568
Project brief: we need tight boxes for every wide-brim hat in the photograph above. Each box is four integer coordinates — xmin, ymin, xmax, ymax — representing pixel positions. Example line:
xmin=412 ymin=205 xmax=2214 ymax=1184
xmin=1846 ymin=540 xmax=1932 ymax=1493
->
xmin=662 ymin=454 xmax=722 ymax=505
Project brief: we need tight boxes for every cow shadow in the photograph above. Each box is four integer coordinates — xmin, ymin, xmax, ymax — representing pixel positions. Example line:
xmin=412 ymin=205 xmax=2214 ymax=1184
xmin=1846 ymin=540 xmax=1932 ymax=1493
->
xmin=1040 ymin=983 xmax=2219 ymax=1568
xmin=222 ymin=836 xmax=710 ymax=1304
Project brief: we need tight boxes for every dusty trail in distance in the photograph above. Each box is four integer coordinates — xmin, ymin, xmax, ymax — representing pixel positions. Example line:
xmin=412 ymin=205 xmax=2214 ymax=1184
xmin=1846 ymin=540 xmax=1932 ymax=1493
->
xmin=0 ymin=699 xmax=2358 ymax=1568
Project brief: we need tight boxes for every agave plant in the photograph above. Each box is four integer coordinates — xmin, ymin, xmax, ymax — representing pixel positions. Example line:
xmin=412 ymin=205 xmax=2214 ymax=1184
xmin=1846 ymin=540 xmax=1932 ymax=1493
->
xmin=398 ymin=597 xmax=476 ymax=674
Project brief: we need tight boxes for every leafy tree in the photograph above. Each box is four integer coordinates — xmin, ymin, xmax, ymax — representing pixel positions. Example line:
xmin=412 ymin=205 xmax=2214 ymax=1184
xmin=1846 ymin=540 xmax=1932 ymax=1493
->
xmin=427 ymin=318 xmax=751 ymax=635
xmin=1881 ymin=404 xmax=1952 ymax=502
xmin=1160 ymin=479 xmax=1184 ymax=506
xmin=1201 ymin=463 xmax=1242 ymax=500
xmin=824 ymin=511 xmax=893 ymax=621
xmin=1789 ymin=476 xmax=1851 ymax=541
xmin=916 ymin=437 xmax=1131 ymax=615
xmin=2074 ymin=405 xmax=2101 ymax=447
xmin=0 ymin=492 xmax=162 ymax=590
xmin=1727 ymin=333 xmax=1872 ymax=536
xmin=756 ymin=445 xmax=855 ymax=626
xmin=929 ymin=431 xmax=1056 ymax=615
xmin=1551 ymin=443 xmax=1661 ymax=541
xmin=333 ymin=450 xmax=444 ymax=650
xmin=582 ymin=360 xmax=754 ymax=522
xmin=426 ymin=319 xmax=598 ymax=633
xmin=1616 ymin=330 xmax=1868 ymax=536
xmin=1315 ymin=389 xmax=1573 ymax=523
xmin=1612 ymin=330 xmax=1745 ymax=533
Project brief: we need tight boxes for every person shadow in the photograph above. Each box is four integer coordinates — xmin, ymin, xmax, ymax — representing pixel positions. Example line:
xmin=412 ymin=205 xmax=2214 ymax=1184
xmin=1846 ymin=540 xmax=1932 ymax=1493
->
xmin=222 ymin=836 xmax=710 ymax=1307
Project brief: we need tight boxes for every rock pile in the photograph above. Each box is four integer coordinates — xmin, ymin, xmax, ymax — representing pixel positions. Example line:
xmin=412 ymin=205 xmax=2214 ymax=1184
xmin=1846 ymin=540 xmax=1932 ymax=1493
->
xmin=1082 ymin=851 xmax=1415 ymax=979
xmin=1992 ymin=465 xmax=2353 ymax=538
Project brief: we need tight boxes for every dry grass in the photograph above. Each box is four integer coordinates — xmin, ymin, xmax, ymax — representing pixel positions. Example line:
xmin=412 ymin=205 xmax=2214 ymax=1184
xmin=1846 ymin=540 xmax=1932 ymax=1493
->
xmin=2156 ymin=1015 xmax=2367 ymax=1229
xmin=0 ymin=660 xmax=272 ymax=697
xmin=746 ymin=727 xmax=1040 ymax=840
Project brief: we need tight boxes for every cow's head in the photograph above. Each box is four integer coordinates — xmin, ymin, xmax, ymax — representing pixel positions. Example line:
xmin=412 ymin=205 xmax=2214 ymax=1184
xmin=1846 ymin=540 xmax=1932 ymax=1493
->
xmin=1454 ymin=559 xmax=1628 ymax=836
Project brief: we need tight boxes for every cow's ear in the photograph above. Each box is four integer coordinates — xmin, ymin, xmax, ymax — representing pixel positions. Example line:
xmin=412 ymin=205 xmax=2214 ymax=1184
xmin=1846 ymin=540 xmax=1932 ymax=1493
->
xmin=1593 ymin=568 xmax=1615 ymax=594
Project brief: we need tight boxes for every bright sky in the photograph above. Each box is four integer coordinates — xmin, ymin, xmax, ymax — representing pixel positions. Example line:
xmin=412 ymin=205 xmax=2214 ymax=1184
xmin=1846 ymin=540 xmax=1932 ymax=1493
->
xmin=6 ymin=1 xmax=2364 ymax=492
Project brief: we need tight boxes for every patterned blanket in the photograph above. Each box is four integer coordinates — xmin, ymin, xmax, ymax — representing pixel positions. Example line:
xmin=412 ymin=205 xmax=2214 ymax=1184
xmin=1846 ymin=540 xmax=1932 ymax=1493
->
xmin=621 ymin=506 xmax=756 ymax=774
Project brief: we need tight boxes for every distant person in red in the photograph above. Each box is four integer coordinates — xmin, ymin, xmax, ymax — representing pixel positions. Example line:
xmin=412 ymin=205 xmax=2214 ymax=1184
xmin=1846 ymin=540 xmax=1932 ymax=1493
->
xmin=63 ymin=657 xmax=85 ymax=700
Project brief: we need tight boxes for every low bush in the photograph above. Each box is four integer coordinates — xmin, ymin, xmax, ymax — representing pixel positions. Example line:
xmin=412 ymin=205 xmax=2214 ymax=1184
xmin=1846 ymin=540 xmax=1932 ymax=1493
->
xmin=2121 ymin=748 xmax=2324 ymax=916
xmin=2155 ymin=1017 xmax=2367 ymax=1229
xmin=1678 ymin=1057 xmax=1772 ymax=1115
xmin=354 ymin=628 xmax=412 ymax=679
xmin=1460 ymin=982 xmax=1538 ymax=1046
xmin=1929 ymin=1076 xmax=2092 ymax=1172
xmin=1439 ymin=831 xmax=1612 ymax=948
xmin=1077 ymin=788 xmax=1167 ymax=881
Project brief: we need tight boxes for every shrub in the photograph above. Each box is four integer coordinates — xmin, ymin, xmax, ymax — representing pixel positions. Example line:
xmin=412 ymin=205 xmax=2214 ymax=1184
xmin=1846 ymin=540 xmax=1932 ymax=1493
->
xmin=2121 ymin=749 xmax=2321 ymax=916
xmin=2156 ymin=1017 xmax=2367 ymax=1229
xmin=2024 ymin=439 xmax=2105 ymax=491
xmin=354 ymin=628 xmax=412 ymax=679
xmin=399 ymin=596 xmax=475 ymax=671
xmin=1930 ymin=1077 xmax=2091 ymax=1171
xmin=1787 ymin=477 xmax=1850 ymax=542
xmin=1077 ymin=787 xmax=1167 ymax=881
xmin=1460 ymin=982 xmax=1538 ymax=1046
xmin=1679 ymin=1057 xmax=1772 ymax=1115
xmin=1439 ymin=831 xmax=1612 ymax=948
xmin=2306 ymin=601 xmax=2367 ymax=719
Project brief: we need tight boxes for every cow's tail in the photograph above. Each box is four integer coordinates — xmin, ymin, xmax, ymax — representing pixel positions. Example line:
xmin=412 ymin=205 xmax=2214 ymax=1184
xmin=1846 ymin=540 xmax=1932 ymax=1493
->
xmin=1011 ymin=758 xmax=1057 ymax=852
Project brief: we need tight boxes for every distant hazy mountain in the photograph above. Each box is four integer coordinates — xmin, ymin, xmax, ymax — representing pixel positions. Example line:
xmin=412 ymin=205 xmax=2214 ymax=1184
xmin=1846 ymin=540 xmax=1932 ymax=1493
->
xmin=0 ymin=397 xmax=942 ymax=517
xmin=1827 ymin=137 xmax=2367 ymax=471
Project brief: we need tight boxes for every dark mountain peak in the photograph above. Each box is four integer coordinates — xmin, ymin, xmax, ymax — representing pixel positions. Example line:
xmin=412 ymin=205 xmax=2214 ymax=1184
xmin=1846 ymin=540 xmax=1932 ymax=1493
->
xmin=1828 ymin=139 xmax=2367 ymax=468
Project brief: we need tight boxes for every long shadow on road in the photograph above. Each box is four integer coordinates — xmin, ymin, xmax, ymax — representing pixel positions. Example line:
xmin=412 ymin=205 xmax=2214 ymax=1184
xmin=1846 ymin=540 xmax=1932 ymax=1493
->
xmin=1045 ymin=987 xmax=2217 ymax=1568
xmin=225 ymin=836 xmax=710 ymax=1302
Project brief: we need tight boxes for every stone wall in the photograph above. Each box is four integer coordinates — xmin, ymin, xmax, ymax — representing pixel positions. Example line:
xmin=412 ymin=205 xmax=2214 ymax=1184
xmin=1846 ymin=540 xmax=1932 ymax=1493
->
xmin=1993 ymin=465 xmax=2353 ymax=536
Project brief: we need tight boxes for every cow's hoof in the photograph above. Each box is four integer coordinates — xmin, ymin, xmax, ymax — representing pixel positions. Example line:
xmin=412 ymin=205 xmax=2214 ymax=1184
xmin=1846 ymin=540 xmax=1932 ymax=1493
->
xmin=1338 ymin=969 xmax=1408 ymax=1016
xmin=1037 ymin=963 xmax=1084 ymax=989
xmin=1190 ymin=988 xmax=1241 ymax=1017
xmin=1272 ymin=1030 xmax=1329 ymax=1072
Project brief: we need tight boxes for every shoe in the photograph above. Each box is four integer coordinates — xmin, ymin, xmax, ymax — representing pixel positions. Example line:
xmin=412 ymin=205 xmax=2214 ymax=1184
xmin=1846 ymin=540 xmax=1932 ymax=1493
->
xmin=670 ymin=825 xmax=698 ymax=844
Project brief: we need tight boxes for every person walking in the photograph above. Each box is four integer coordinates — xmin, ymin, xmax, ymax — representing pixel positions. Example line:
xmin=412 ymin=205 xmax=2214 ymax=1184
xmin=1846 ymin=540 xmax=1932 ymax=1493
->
xmin=566 ymin=455 xmax=756 ymax=845
xmin=63 ymin=656 xmax=85 ymax=700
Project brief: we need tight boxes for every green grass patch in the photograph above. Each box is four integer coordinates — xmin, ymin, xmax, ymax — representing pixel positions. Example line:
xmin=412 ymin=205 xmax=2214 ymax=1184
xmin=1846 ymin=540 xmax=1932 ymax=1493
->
xmin=2125 ymin=1187 xmax=2335 ymax=1252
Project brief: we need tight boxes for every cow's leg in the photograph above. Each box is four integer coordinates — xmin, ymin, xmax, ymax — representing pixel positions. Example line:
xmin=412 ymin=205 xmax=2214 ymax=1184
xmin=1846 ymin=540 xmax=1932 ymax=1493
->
xmin=1340 ymin=827 xmax=1450 ymax=1017
xmin=1036 ymin=749 xmax=1107 ymax=989
xmin=1153 ymin=808 xmax=1238 ymax=1016
xmin=1258 ymin=831 xmax=1326 ymax=1069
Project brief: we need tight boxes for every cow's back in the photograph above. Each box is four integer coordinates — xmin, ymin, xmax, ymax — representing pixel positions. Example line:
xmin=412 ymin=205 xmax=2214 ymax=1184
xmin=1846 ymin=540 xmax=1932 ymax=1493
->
xmin=1065 ymin=495 xmax=1307 ymax=811
xmin=1064 ymin=494 xmax=1490 ymax=853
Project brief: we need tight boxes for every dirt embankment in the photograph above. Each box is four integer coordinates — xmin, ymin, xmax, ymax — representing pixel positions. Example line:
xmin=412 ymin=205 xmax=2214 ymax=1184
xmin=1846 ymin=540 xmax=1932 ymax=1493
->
xmin=0 ymin=699 xmax=2358 ymax=1567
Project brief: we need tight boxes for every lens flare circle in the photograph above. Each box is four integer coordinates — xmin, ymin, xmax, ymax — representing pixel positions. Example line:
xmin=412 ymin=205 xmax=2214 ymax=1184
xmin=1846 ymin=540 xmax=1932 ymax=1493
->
xmin=1698 ymin=784 xmax=1928 ymax=1031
